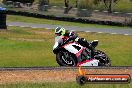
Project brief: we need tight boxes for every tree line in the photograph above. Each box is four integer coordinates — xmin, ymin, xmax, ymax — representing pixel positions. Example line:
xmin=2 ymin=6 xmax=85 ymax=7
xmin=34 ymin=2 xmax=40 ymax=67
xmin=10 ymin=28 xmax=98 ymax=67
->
xmin=2 ymin=0 xmax=132 ymax=13
xmin=39 ymin=0 xmax=132 ymax=14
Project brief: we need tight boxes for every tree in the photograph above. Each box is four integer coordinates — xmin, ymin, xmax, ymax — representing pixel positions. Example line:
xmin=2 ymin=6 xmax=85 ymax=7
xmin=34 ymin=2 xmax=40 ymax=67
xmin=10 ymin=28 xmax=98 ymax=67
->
xmin=94 ymin=0 xmax=120 ymax=13
xmin=38 ymin=0 xmax=49 ymax=11
xmin=64 ymin=0 xmax=72 ymax=14
xmin=75 ymin=0 xmax=79 ymax=8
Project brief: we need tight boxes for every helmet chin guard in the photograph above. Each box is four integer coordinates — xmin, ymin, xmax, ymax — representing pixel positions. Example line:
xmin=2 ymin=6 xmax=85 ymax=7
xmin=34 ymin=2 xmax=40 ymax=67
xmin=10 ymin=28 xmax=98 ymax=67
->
xmin=55 ymin=27 xmax=66 ymax=36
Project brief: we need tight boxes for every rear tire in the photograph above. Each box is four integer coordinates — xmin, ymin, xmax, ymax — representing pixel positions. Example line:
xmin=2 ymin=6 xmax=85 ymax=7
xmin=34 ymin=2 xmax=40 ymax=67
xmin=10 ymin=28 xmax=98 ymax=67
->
xmin=56 ymin=51 xmax=77 ymax=66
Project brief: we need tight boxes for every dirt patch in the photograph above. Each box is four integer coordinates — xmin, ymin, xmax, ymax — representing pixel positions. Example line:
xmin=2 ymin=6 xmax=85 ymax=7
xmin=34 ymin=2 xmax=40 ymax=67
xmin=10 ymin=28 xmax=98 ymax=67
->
xmin=0 ymin=70 xmax=76 ymax=84
xmin=0 ymin=69 xmax=132 ymax=84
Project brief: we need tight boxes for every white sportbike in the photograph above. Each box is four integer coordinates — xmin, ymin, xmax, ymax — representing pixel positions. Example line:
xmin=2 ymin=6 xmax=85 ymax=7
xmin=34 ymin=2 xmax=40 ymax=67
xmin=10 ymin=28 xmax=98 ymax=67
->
xmin=53 ymin=36 xmax=111 ymax=66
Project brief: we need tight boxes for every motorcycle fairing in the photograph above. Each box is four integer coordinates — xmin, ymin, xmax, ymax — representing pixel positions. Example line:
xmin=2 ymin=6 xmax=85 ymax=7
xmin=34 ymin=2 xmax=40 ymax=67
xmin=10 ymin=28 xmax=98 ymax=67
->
xmin=62 ymin=42 xmax=84 ymax=57
xmin=77 ymin=59 xmax=99 ymax=66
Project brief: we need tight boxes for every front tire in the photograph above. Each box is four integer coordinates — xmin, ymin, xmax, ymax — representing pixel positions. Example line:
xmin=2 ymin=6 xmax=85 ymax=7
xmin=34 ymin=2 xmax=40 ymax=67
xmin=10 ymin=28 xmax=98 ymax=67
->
xmin=56 ymin=51 xmax=77 ymax=66
xmin=94 ymin=50 xmax=111 ymax=66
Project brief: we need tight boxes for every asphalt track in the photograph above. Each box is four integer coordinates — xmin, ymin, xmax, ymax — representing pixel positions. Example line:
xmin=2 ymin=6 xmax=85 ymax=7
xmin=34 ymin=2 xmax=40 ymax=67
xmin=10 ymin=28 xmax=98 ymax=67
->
xmin=7 ymin=22 xmax=132 ymax=35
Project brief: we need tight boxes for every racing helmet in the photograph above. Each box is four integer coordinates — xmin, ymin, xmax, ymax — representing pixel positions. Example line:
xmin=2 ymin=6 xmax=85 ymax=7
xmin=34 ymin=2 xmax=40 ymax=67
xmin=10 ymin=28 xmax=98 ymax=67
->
xmin=55 ymin=27 xmax=66 ymax=36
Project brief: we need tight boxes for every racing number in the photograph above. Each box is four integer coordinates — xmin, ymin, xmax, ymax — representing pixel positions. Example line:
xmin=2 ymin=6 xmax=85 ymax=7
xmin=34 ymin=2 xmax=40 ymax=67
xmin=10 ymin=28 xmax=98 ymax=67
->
xmin=72 ymin=45 xmax=82 ymax=51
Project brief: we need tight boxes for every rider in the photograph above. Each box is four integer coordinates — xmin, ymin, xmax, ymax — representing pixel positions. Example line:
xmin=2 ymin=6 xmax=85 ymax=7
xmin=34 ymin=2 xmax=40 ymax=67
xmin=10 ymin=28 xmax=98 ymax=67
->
xmin=54 ymin=26 xmax=98 ymax=66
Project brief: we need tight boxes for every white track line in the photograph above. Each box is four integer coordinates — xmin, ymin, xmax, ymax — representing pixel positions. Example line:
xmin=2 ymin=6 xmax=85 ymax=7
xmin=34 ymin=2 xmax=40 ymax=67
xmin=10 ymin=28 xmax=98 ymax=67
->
xmin=124 ymin=34 xmax=129 ymax=35
xmin=111 ymin=33 xmax=117 ymax=35
xmin=45 ymin=28 xmax=51 ymax=29
xmin=20 ymin=26 xmax=26 ymax=27
xmin=31 ymin=27 xmax=37 ymax=28
xmin=70 ymin=30 xmax=76 ymax=32
xmin=85 ymin=31 xmax=91 ymax=32
xmin=98 ymin=32 xmax=103 ymax=33
xmin=8 ymin=25 xmax=14 ymax=26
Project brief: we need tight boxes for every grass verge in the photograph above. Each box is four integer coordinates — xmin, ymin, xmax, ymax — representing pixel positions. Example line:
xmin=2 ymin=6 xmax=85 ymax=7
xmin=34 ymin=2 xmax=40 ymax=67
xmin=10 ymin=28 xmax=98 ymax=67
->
xmin=0 ymin=26 xmax=132 ymax=66
xmin=0 ymin=82 xmax=131 ymax=88
xmin=0 ymin=26 xmax=56 ymax=67
xmin=7 ymin=15 xmax=132 ymax=30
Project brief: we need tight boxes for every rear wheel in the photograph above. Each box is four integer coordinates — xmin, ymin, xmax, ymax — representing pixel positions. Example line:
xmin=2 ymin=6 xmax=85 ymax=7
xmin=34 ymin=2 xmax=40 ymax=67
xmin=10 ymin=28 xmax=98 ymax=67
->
xmin=94 ymin=50 xmax=111 ymax=66
xmin=56 ymin=51 xmax=77 ymax=66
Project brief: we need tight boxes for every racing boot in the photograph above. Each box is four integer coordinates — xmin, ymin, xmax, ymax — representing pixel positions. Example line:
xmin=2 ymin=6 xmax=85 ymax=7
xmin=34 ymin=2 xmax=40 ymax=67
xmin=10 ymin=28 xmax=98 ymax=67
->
xmin=78 ymin=38 xmax=95 ymax=58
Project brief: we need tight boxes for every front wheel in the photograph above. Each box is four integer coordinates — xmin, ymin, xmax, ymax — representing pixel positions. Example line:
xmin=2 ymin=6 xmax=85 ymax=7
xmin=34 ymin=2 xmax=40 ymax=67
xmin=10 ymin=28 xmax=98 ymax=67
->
xmin=94 ymin=50 xmax=111 ymax=66
xmin=56 ymin=51 xmax=77 ymax=66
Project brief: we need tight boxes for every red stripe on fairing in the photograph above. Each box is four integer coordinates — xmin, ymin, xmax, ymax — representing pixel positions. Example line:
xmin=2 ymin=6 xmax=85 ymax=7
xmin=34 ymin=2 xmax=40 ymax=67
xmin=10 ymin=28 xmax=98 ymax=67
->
xmin=77 ymin=59 xmax=96 ymax=66
xmin=75 ymin=42 xmax=79 ymax=44
xmin=62 ymin=41 xmax=79 ymax=48
xmin=62 ymin=42 xmax=73 ymax=48
xmin=76 ymin=48 xmax=85 ymax=57
xmin=64 ymin=36 xmax=69 ymax=39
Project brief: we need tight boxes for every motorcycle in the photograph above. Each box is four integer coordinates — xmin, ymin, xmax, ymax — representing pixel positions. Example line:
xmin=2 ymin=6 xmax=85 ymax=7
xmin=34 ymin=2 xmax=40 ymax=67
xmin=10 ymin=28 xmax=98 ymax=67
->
xmin=53 ymin=36 xmax=111 ymax=66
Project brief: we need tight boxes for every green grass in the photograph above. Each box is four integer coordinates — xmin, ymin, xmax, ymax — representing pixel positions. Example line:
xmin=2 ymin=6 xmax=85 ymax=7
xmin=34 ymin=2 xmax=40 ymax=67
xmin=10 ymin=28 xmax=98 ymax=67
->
xmin=93 ymin=0 xmax=132 ymax=12
xmin=0 ymin=26 xmax=56 ymax=67
xmin=112 ymin=0 xmax=132 ymax=12
xmin=0 ymin=26 xmax=132 ymax=67
xmin=7 ymin=15 xmax=132 ymax=30
xmin=79 ymin=32 xmax=132 ymax=66
xmin=0 ymin=82 xmax=131 ymax=88
xmin=0 ymin=39 xmax=56 ymax=67
xmin=35 ymin=0 xmax=77 ymax=7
